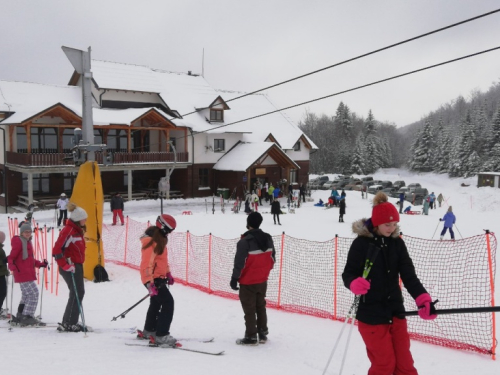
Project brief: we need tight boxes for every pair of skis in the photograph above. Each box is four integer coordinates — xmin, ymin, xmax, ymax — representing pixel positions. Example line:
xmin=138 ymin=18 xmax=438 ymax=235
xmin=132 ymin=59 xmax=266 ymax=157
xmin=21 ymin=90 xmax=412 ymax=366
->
xmin=126 ymin=330 xmax=224 ymax=355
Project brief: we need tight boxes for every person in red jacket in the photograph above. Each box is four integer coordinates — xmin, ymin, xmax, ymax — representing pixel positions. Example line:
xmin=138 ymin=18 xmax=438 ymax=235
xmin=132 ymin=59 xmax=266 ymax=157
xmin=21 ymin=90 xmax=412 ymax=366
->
xmin=52 ymin=202 xmax=88 ymax=332
xmin=230 ymin=212 xmax=276 ymax=345
xmin=8 ymin=223 xmax=47 ymax=326
xmin=138 ymin=214 xmax=177 ymax=346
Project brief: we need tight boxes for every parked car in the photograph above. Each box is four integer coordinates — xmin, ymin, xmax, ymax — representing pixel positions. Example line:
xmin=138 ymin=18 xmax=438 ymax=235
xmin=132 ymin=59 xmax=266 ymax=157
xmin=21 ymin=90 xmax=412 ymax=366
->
xmin=337 ymin=180 xmax=350 ymax=189
xmin=368 ymin=184 xmax=383 ymax=194
xmin=372 ymin=180 xmax=383 ymax=185
xmin=393 ymin=180 xmax=406 ymax=190
xmin=380 ymin=181 xmax=393 ymax=188
xmin=322 ymin=181 xmax=335 ymax=190
xmin=407 ymin=183 xmax=422 ymax=193
xmin=361 ymin=181 xmax=375 ymax=189
xmin=345 ymin=181 xmax=362 ymax=190
xmin=397 ymin=187 xmax=409 ymax=199
xmin=382 ymin=187 xmax=397 ymax=197
xmin=310 ymin=176 xmax=329 ymax=190
xmin=360 ymin=176 xmax=373 ymax=182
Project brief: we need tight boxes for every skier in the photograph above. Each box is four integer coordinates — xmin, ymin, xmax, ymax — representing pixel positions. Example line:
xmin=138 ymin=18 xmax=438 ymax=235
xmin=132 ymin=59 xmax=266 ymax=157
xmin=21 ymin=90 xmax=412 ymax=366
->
xmin=56 ymin=193 xmax=68 ymax=227
xmin=110 ymin=192 xmax=125 ymax=225
xmin=251 ymin=190 xmax=259 ymax=212
xmin=422 ymin=195 xmax=430 ymax=215
xmin=53 ymin=202 xmax=89 ymax=332
xmin=342 ymin=191 xmax=436 ymax=375
xmin=0 ymin=231 xmax=9 ymax=319
xmin=437 ymin=193 xmax=444 ymax=208
xmin=8 ymin=223 xmax=48 ymax=326
xmin=230 ymin=212 xmax=276 ymax=345
xmin=429 ymin=192 xmax=436 ymax=209
xmin=139 ymin=214 xmax=177 ymax=346
xmin=244 ymin=192 xmax=252 ymax=214
xmin=268 ymin=183 xmax=275 ymax=203
xmin=439 ymin=206 xmax=456 ymax=240
xmin=398 ymin=191 xmax=405 ymax=214
xmin=299 ymin=183 xmax=306 ymax=203
xmin=271 ymin=198 xmax=281 ymax=225
xmin=339 ymin=197 xmax=346 ymax=222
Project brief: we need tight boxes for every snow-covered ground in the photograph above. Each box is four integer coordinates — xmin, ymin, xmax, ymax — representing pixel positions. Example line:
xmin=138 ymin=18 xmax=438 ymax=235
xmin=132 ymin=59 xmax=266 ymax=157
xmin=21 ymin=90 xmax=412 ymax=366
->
xmin=1 ymin=168 xmax=499 ymax=375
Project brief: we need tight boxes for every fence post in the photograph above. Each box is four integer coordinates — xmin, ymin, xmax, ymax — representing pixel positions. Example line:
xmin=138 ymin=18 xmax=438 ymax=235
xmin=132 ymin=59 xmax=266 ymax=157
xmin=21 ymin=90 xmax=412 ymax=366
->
xmin=186 ymin=230 xmax=190 ymax=285
xmin=123 ymin=216 xmax=129 ymax=265
xmin=485 ymin=230 xmax=496 ymax=360
xmin=277 ymin=231 xmax=285 ymax=309
xmin=208 ymin=233 xmax=212 ymax=293
xmin=333 ymin=234 xmax=338 ymax=320
xmin=50 ymin=225 xmax=54 ymax=294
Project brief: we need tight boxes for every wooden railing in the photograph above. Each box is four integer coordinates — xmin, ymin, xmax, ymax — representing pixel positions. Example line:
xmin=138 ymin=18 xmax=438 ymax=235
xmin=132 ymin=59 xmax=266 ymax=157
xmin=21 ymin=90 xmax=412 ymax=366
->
xmin=6 ymin=151 xmax=188 ymax=166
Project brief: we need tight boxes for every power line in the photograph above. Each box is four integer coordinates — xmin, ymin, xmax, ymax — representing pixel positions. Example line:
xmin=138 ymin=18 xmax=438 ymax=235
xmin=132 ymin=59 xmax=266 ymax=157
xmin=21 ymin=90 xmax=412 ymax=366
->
xmin=191 ymin=45 xmax=500 ymax=136
xmin=176 ymin=8 xmax=500 ymax=118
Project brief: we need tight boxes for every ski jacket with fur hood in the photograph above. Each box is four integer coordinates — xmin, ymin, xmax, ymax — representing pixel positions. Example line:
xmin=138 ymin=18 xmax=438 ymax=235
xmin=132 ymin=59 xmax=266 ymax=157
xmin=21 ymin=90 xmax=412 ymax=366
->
xmin=342 ymin=218 xmax=427 ymax=325
xmin=232 ymin=229 xmax=275 ymax=285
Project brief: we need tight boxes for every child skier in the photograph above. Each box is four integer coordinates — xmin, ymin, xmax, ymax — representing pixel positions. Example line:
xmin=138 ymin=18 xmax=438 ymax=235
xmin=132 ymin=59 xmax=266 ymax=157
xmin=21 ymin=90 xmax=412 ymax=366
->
xmin=8 ymin=223 xmax=48 ymax=326
xmin=342 ymin=191 xmax=436 ymax=374
xmin=439 ymin=206 xmax=456 ymax=240
xmin=139 ymin=214 xmax=177 ymax=346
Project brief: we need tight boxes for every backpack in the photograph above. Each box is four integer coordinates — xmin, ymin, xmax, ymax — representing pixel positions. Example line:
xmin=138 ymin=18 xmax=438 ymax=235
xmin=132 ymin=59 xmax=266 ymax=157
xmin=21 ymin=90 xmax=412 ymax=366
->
xmin=93 ymin=264 xmax=110 ymax=283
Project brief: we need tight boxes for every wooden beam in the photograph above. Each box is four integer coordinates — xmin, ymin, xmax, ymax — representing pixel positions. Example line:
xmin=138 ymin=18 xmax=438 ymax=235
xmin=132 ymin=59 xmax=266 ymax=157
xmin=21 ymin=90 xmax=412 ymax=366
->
xmin=127 ymin=129 xmax=131 ymax=152
xmin=26 ymin=124 xmax=31 ymax=154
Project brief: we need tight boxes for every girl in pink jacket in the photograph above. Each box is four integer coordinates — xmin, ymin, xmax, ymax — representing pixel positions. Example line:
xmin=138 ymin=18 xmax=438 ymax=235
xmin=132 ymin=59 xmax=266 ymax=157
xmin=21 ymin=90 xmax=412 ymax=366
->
xmin=8 ymin=223 xmax=47 ymax=326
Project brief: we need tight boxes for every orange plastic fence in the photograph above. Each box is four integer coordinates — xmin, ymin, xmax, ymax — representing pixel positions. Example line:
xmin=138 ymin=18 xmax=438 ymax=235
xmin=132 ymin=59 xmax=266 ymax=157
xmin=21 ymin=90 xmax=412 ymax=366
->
xmin=101 ymin=217 xmax=496 ymax=357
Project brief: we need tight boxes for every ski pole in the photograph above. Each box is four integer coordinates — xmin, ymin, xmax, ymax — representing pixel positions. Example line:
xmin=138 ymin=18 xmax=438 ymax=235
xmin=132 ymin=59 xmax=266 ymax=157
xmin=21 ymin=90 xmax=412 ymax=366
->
xmin=339 ymin=306 xmax=357 ymax=375
xmin=37 ymin=260 xmax=49 ymax=319
xmin=322 ymin=296 xmax=360 ymax=375
xmin=454 ymin=225 xmax=463 ymax=239
xmin=5 ymin=275 xmax=9 ymax=317
xmin=9 ymin=274 xmax=14 ymax=319
xmin=111 ymin=294 xmax=150 ymax=321
xmin=431 ymin=221 xmax=440 ymax=239
xmin=402 ymin=300 xmax=500 ymax=316
xmin=68 ymin=259 xmax=87 ymax=336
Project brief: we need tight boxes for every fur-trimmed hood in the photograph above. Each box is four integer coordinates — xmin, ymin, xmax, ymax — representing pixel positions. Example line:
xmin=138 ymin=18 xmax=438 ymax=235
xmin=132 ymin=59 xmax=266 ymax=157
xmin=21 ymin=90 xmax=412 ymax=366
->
xmin=352 ymin=218 xmax=400 ymax=238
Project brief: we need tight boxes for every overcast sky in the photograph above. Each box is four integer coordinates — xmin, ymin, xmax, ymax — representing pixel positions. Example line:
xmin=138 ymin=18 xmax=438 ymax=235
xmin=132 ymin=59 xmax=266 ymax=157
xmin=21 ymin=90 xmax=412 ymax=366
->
xmin=1 ymin=0 xmax=500 ymax=127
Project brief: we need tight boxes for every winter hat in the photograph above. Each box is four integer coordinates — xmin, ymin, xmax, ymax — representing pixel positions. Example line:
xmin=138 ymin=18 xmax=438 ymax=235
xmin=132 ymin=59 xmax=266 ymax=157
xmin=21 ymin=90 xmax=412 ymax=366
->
xmin=20 ymin=223 xmax=32 ymax=234
xmin=0 ymin=231 xmax=5 ymax=244
xmin=60 ymin=193 xmax=66 ymax=197
xmin=68 ymin=202 xmax=88 ymax=222
xmin=371 ymin=191 xmax=400 ymax=227
xmin=247 ymin=212 xmax=263 ymax=229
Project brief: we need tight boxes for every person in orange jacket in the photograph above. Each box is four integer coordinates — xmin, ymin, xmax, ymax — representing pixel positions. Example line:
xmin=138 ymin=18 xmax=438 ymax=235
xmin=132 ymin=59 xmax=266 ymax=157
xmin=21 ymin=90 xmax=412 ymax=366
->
xmin=139 ymin=214 xmax=177 ymax=346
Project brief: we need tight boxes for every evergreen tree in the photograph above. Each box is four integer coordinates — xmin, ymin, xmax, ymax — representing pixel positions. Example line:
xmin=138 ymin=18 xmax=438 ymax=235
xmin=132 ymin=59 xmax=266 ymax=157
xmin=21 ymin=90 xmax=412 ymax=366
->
xmin=365 ymin=110 xmax=377 ymax=136
xmin=491 ymin=106 xmax=500 ymax=147
xmin=482 ymin=142 xmax=500 ymax=171
xmin=350 ymin=136 xmax=366 ymax=174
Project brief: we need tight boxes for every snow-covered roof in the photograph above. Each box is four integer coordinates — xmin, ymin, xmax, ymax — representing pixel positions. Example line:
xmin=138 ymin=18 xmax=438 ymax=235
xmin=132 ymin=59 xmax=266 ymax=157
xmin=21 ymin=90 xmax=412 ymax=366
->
xmin=0 ymin=80 xmax=172 ymax=126
xmin=213 ymin=142 xmax=299 ymax=171
xmin=0 ymin=80 xmax=82 ymax=124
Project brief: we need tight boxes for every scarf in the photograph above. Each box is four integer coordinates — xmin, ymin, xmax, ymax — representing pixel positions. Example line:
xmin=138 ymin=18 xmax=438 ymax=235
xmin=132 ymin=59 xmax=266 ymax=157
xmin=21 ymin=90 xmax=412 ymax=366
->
xmin=20 ymin=236 xmax=30 ymax=260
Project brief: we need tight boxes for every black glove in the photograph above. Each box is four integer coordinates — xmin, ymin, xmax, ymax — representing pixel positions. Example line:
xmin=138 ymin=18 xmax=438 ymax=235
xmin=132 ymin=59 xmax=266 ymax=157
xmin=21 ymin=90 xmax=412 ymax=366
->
xmin=439 ymin=219 xmax=442 ymax=221
xmin=40 ymin=260 xmax=49 ymax=268
xmin=230 ymin=277 xmax=239 ymax=291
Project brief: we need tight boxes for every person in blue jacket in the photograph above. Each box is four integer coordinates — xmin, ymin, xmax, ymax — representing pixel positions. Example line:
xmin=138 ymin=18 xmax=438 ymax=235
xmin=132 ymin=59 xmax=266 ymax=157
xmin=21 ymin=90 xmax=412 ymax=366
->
xmin=439 ymin=206 xmax=456 ymax=240
xmin=273 ymin=185 xmax=281 ymax=200
xmin=429 ymin=192 xmax=436 ymax=209
xmin=398 ymin=192 xmax=405 ymax=213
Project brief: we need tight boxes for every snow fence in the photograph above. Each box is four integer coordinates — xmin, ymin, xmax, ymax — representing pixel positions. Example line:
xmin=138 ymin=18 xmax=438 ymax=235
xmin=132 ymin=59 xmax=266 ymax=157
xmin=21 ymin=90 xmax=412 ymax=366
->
xmin=105 ymin=218 xmax=497 ymax=358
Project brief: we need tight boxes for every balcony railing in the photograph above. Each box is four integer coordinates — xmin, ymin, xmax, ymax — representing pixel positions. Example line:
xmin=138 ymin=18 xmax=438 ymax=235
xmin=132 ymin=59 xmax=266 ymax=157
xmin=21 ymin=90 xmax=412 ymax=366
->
xmin=6 ymin=151 xmax=188 ymax=166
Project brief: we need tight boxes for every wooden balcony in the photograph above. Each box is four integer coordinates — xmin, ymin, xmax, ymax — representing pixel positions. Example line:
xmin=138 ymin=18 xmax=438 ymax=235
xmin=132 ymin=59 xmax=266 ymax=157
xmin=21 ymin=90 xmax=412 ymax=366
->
xmin=6 ymin=151 xmax=188 ymax=167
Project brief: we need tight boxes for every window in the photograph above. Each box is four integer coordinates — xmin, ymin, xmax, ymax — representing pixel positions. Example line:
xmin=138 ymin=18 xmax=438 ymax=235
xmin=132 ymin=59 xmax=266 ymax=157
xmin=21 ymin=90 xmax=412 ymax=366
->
xmin=169 ymin=137 xmax=176 ymax=150
xmin=199 ymin=168 xmax=209 ymax=187
xmin=16 ymin=127 xmax=27 ymax=152
xmin=214 ymin=139 xmax=225 ymax=152
xmin=106 ymin=129 xmax=128 ymax=152
xmin=22 ymin=173 xmax=50 ymax=194
xmin=290 ymin=169 xmax=297 ymax=183
xmin=29 ymin=127 xmax=58 ymax=153
xmin=210 ymin=109 xmax=223 ymax=122
xmin=64 ymin=172 xmax=76 ymax=192
xmin=293 ymin=141 xmax=301 ymax=151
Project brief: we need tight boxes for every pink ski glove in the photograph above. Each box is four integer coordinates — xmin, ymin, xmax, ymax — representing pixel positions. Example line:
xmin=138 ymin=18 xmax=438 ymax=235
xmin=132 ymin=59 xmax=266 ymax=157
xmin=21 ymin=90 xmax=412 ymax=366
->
xmin=415 ymin=293 xmax=437 ymax=320
xmin=166 ymin=272 xmax=175 ymax=285
xmin=147 ymin=282 xmax=158 ymax=296
xmin=350 ymin=277 xmax=370 ymax=295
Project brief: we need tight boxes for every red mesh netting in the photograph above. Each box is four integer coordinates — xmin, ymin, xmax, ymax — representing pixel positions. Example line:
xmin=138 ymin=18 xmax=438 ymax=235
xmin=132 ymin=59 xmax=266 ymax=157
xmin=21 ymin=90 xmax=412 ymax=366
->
xmin=102 ymin=218 xmax=497 ymax=356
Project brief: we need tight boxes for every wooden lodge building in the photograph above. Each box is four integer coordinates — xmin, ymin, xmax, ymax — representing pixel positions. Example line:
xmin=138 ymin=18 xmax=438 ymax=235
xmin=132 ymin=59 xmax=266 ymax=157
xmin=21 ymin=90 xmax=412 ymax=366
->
xmin=0 ymin=56 xmax=317 ymax=210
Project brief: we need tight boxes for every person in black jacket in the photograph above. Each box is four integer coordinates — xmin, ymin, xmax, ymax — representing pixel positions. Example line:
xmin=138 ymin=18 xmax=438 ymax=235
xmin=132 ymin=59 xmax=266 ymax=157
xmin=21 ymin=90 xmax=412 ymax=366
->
xmin=271 ymin=198 xmax=282 ymax=225
xmin=339 ymin=197 xmax=346 ymax=222
xmin=342 ymin=191 xmax=436 ymax=375
xmin=110 ymin=192 xmax=125 ymax=225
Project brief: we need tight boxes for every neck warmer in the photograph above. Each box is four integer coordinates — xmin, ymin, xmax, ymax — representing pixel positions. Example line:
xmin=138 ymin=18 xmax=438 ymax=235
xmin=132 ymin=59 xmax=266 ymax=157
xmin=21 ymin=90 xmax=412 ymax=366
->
xmin=19 ymin=236 xmax=30 ymax=260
